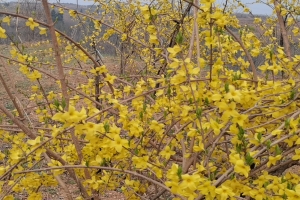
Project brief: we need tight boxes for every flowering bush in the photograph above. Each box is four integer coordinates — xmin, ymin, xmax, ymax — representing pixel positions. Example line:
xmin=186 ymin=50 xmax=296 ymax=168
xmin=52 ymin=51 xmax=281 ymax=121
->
xmin=1 ymin=0 xmax=300 ymax=199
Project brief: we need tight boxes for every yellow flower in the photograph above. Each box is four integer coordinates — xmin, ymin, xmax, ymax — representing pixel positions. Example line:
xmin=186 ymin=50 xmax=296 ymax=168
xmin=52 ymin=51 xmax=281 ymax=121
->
xmin=180 ymin=174 xmax=201 ymax=191
xmin=170 ymin=69 xmax=186 ymax=85
xmin=111 ymin=135 xmax=128 ymax=152
xmin=28 ymin=192 xmax=42 ymax=200
xmin=27 ymin=136 xmax=41 ymax=146
xmin=69 ymin=10 xmax=77 ymax=18
xmin=293 ymin=27 xmax=299 ymax=35
xmin=26 ymin=18 xmax=39 ymax=30
xmin=167 ymin=45 xmax=181 ymax=57
xmin=258 ymin=62 xmax=269 ymax=72
xmin=217 ymin=101 xmax=239 ymax=120
xmin=104 ymin=74 xmax=116 ymax=84
xmin=232 ymin=113 xmax=248 ymax=127
xmin=0 ymin=27 xmax=7 ymax=38
xmin=2 ymin=16 xmax=11 ymax=26
xmin=121 ymin=34 xmax=127 ymax=41
xmin=244 ymin=7 xmax=250 ymax=12
xmin=160 ymin=146 xmax=176 ymax=160
xmin=215 ymin=185 xmax=235 ymax=200
xmin=59 ymin=8 xmax=64 ymax=14
xmin=250 ymin=188 xmax=267 ymax=200
xmin=39 ymin=27 xmax=47 ymax=35
xmin=193 ymin=137 xmax=205 ymax=152
xmin=166 ymin=163 xmax=180 ymax=180
xmin=27 ymin=70 xmax=42 ymax=81
xmin=234 ymin=159 xmax=250 ymax=177
xmin=209 ymin=118 xmax=224 ymax=135
xmin=292 ymin=149 xmax=300 ymax=160
xmin=3 ymin=195 xmax=14 ymax=200
xmin=149 ymin=34 xmax=159 ymax=45
xmin=147 ymin=25 xmax=157 ymax=34
xmin=271 ymin=129 xmax=283 ymax=136
xmin=229 ymin=152 xmax=240 ymax=164
xmin=267 ymin=64 xmax=283 ymax=75
xmin=97 ymin=65 xmax=108 ymax=73
xmin=132 ymin=156 xmax=149 ymax=169
xmin=205 ymin=36 xmax=214 ymax=46
xmin=10 ymin=149 xmax=22 ymax=162
xmin=286 ymin=184 xmax=300 ymax=199
xmin=149 ymin=120 xmax=164 ymax=133
xmin=10 ymin=48 xmax=18 ymax=57
xmin=224 ymin=85 xmax=241 ymax=102
xmin=266 ymin=177 xmax=282 ymax=193
xmin=140 ymin=5 xmax=149 ymax=13
xmin=267 ymin=155 xmax=282 ymax=167
xmin=200 ymin=0 xmax=215 ymax=11
xmin=52 ymin=106 xmax=87 ymax=124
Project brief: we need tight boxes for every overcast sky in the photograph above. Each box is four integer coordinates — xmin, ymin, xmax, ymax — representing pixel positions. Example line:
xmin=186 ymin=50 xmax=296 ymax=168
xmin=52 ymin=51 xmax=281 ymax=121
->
xmin=48 ymin=0 xmax=273 ymax=15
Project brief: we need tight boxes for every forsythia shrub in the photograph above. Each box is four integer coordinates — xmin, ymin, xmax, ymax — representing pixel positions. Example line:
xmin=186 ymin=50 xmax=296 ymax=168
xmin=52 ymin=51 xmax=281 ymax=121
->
xmin=1 ymin=0 xmax=300 ymax=199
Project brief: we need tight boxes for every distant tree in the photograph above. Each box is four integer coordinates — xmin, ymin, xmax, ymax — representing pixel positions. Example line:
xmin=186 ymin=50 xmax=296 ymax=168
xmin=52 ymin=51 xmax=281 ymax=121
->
xmin=51 ymin=9 xmax=63 ymax=23
xmin=51 ymin=9 xmax=56 ymax=21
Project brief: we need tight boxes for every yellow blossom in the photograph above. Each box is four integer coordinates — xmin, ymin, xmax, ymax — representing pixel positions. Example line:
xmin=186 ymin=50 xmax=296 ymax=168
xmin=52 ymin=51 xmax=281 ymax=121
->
xmin=26 ymin=18 xmax=39 ymax=30
xmin=2 ymin=16 xmax=11 ymax=26
xmin=160 ymin=146 xmax=176 ymax=160
xmin=111 ymin=135 xmax=128 ymax=152
xmin=267 ymin=155 xmax=282 ymax=167
xmin=0 ymin=27 xmax=7 ymax=38
xmin=104 ymin=74 xmax=116 ymax=84
xmin=215 ymin=185 xmax=235 ymax=200
xmin=234 ymin=159 xmax=250 ymax=177
xmin=69 ymin=10 xmax=77 ymax=18
xmin=292 ymin=149 xmax=300 ymax=160
xmin=38 ymin=27 xmax=47 ymax=35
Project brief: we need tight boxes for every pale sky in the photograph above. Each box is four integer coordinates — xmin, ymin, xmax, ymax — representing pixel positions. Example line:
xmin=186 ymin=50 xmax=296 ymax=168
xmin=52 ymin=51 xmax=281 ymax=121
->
xmin=49 ymin=0 xmax=273 ymax=15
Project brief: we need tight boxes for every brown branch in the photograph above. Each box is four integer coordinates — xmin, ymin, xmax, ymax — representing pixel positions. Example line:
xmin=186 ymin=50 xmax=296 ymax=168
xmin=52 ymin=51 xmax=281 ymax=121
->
xmin=41 ymin=0 xmax=69 ymax=108
xmin=0 ymin=72 xmax=24 ymax=119
xmin=274 ymin=0 xmax=292 ymax=60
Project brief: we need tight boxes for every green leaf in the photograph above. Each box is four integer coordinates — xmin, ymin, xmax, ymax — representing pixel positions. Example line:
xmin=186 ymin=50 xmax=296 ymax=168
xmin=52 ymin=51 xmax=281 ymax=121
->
xmin=238 ymin=127 xmax=245 ymax=140
xmin=53 ymin=99 xmax=60 ymax=109
xmin=289 ymin=89 xmax=296 ymax=100
xmin=167 ymin=85 xmax=171 ymax=97
xmin=257 ymin=132 xmax=262 ymax=142
xmin=176 ymin=31 xmax=183 ymax=45
xmin=269 ymin=49 xmax=273 ymax=60
xmin=266 ymin=140 xmax=271 ymax=149
xmin=104 ymin=122 xmax=110 ymax=133
xmin=275 ymin=145 xmax=282 ymax=155
xmin=230 ymin=173 xmax=236 ymax=180
xmin=196 ymin=108 xmax=202 ymax=118
xmin=177 ymin=166 xmax=182 ymax=180
xmin=225 ymin=82 xmax=229 ymax=93
xmin=61 ymin=98 xmax=66 ymax=110
xmin=285 ymin=119 xmax=290 ymax=129
xmin=236 ymin=144 xmax=242 ymax=153
xmin=134 ymin=148 xmax=139 ymax=155
xmin=287 ymin=181 xmax=293 ymax=190
xmin=205 ymin=97 xmax=209 ymax=105
xmin=139 ymin=111 xmax=144 ymax=121
xmin=245 ymin=153 xmax=254 ymax=166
